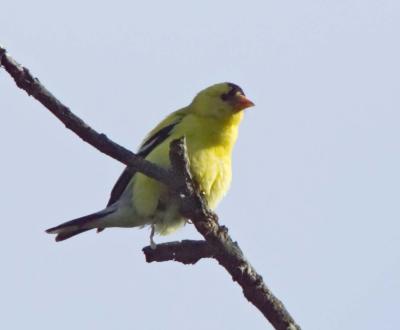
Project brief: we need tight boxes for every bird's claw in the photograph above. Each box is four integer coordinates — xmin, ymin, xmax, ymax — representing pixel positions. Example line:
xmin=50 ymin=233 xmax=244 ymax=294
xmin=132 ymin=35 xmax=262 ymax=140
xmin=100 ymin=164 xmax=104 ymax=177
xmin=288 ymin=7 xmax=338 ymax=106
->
xmin=150 ymin=224 xmax=157 ymax=250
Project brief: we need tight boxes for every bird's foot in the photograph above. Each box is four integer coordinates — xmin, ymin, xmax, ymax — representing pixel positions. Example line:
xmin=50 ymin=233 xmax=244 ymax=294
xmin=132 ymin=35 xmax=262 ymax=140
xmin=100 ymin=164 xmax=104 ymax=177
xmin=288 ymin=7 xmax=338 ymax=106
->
xmin=150 ymin=224 xmax=157 ymax=250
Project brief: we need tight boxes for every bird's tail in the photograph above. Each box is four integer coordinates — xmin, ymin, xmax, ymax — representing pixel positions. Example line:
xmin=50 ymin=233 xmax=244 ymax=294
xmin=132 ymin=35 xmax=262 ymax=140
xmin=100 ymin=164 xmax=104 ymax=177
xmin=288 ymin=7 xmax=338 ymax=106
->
xmin=46 ymin=209 xmax=114 ymax=242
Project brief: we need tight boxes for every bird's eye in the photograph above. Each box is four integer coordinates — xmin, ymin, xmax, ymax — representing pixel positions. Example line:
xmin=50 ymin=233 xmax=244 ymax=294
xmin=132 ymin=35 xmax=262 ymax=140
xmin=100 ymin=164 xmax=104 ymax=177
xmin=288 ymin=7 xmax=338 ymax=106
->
xmin=220 ymin=92 xmax=231 ymax=101
xmin=220 ymin=83 xmax=245 ymax=102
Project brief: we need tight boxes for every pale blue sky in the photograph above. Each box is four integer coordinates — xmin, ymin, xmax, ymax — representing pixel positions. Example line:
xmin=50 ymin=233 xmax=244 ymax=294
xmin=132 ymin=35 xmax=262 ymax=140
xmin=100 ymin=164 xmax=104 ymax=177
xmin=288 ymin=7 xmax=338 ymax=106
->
xmin=1 ymin=1 xmax=399 ymax=329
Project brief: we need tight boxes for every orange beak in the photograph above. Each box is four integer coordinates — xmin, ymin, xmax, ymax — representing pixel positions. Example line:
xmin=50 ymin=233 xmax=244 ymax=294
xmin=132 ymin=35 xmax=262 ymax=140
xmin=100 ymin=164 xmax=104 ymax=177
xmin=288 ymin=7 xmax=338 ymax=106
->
xmin=233 ymin=94 xmax=255 ymax=112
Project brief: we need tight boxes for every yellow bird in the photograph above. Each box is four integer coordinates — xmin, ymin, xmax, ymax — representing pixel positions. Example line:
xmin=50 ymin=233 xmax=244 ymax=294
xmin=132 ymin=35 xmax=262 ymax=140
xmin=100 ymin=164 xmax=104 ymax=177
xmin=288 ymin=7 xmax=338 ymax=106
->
xmin=46 ymin=82 xmax=254 ymax=246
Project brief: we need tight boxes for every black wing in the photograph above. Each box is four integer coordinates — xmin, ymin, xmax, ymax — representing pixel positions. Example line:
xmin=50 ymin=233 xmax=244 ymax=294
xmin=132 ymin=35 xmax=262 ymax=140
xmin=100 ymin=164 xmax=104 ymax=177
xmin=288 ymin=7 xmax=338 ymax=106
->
xmin=106 ymin=121 xmax=180 ymax=206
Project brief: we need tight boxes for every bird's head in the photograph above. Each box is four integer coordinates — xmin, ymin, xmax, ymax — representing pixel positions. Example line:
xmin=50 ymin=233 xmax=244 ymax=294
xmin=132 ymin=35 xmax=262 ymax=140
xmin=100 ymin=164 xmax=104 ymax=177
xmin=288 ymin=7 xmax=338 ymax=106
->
xmin=190 ymin=82 xmax=254 ymax=119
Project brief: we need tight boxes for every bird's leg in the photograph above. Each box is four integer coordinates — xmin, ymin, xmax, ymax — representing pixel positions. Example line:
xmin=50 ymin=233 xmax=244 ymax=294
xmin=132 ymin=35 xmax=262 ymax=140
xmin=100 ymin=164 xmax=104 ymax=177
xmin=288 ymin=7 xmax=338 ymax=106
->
xmin=150 ymin=224 xmax=157 ymax=250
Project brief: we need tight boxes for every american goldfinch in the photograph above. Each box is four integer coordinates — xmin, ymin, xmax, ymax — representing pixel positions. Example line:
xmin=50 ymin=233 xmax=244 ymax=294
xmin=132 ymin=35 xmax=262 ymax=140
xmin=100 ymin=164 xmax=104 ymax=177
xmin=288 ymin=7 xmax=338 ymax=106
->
xmin=46 ymin=82 xmax=254 ymax=245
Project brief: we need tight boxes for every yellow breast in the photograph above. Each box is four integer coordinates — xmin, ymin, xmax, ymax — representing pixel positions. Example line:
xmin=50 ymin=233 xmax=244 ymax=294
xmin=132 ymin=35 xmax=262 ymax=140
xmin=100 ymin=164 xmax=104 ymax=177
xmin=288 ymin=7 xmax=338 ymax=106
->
xmin=179 ymin=113 xmax=241 ymax=209
xmin=132 ymin=111 xmax=242 ymax=217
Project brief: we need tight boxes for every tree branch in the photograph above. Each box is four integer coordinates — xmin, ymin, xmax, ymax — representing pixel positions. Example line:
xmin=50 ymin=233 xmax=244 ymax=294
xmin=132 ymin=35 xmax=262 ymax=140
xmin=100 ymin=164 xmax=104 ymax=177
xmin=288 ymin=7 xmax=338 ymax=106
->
xmin=143 ymin=240 xmax=216 ymax=264
xmin=0 ymin=45 xmax=172 ymax=187
xmin=1 ymin=46 xmax=301 ymax=330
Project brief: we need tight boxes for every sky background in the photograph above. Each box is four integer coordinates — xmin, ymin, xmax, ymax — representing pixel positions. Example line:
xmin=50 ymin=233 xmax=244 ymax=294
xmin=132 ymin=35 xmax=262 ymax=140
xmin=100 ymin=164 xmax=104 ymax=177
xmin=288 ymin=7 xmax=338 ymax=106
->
xmin=1 ymin=1 xmax=399 ymax=329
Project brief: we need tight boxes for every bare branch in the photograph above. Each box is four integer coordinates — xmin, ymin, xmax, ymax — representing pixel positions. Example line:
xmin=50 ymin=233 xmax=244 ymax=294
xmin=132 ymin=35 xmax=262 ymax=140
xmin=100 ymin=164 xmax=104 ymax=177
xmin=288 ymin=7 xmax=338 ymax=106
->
xmin=1 ymin=46 xmax=301 ymax=330
xmin=169 ymin=138 xmax=301 ymax=330
xmin=0 ymin=45 xmax=172 ymax=187
xmin=143 ymin=240 xmax=216 ymax=264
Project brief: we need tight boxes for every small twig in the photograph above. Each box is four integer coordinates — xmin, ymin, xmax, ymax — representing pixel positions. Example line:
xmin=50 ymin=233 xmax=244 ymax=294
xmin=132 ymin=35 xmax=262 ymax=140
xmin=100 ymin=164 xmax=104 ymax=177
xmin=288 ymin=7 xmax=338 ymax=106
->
xmin=143 ymin=240 xmax=216 ymax=264
xmin=1 ymin=46 xmax=301 ymax=330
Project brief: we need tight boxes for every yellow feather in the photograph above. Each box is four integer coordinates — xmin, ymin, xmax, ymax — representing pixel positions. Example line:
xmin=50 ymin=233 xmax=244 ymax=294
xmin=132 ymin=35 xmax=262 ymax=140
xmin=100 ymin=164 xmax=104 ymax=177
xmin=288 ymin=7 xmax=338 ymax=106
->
xmin=46 ymin=82 xmax=253 ymax=242
xmin=133 ymin=83 xmax=246 ymax=235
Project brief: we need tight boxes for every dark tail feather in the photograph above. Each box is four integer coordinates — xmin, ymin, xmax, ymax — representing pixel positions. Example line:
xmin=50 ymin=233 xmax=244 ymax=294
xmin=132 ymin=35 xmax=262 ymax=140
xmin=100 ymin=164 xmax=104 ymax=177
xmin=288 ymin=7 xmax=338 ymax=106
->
xmin=54 ymin=228 xmax=92 ymax=242
xmin=46 ymin=210 xmax=113 ymax=242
